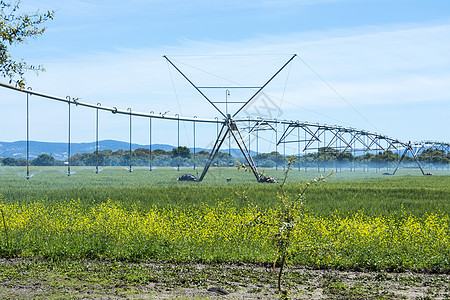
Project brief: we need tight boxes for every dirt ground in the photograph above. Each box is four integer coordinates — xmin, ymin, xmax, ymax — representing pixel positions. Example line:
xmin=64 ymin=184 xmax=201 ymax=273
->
xmin=0 ymin=258 xmax=449 ymax=299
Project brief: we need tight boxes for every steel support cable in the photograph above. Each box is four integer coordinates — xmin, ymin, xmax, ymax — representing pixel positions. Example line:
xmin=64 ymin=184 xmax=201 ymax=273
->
xmin=170 ymin=55 xmax=290 ymax=80
xmin=164 ymin=56 xmax=226 ymax=119
xmin=257 ymin=90 xmax=355 ymax=128
xmin=296 ymin=55 xmax=379 ymax=133
xmin=166 ymin=54 xmax=294 ymax=58
xmin=166 ymin=59 xmax=191 ymax=147
xmin=233 ymin=54 xmax=297 ymax=118
xmin=234 ymin=56 xmax=291 ymax=89
xmin=169 ymin=58 xmax=245 ymax=88
xmin=276 ymin=59 xmax=293 ymax=122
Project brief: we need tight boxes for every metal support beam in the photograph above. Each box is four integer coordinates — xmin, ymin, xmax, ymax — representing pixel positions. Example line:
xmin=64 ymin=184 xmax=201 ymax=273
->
xmin=199 ymin=116 xmax=261 ymax=182
xmin=199 ymin=122 xmax=229 ymax=182
xmin=392 ymin=142 xmax=426 ymax=175
xmin=163 ymin=56 xmax=226 ymax=118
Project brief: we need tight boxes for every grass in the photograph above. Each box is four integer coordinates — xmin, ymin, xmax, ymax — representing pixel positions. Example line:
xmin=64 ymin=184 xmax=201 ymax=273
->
xmin=1 ymin=166 xmax=449 ymax=216
xmin=0 ymin=166 xmax=449 ymax=273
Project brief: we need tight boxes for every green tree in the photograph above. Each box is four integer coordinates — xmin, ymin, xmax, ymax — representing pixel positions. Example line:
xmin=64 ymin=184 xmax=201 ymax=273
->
xmin=375 ymin=150 xmax=398 ymax=163
xmin=419 ymin=148 xmax=449 ymax=164
xmin=171 ymin=146 xmax=190 ymax=158
xmin=15 ymin=157 xmax=26 ymax=166
xmin=337 ymin=151 xmax=354 ymax=162
xmin=1 ymin=1 xmax=54 ymax=87
xmin=152 ymin=149 xmax=168 ymax=156
xmin=1 ymin=157 xmax=15 ymax=165
xmin=239 ymin=158 xmax=331 ymax=298
xmin=31 ymin=153 xmax=55 ymax=166
xmin=318 ymin=147 xmax=339 ymax=161
xmin=356 ymin=152 xmax=374 ymax=162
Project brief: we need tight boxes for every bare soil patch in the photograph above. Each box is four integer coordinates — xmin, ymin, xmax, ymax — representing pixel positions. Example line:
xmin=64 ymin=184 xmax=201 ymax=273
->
xmin=0 ymin=258 xmax=448 ymax=299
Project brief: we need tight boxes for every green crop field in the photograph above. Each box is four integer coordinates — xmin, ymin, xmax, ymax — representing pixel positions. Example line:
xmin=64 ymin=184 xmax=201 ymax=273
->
xmin=0 ymin=166 xmax=449 ymax=298
xmin=1 ymin=166 xmax=449 ymax=215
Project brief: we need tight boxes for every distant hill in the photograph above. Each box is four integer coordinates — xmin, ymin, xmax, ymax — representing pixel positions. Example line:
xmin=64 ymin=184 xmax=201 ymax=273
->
xmin=0 ymin=140 xmax=257 ymax=160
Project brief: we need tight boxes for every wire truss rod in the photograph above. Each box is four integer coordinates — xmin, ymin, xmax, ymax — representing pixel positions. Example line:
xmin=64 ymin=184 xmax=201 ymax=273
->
xmin=271 ymin=120 xmax=406 ymax=152
xmin=412 ymin=141 xmax=450 ymax=155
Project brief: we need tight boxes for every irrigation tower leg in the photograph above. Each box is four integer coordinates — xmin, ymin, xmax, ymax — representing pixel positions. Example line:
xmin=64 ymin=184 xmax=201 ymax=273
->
xmin=228 ymin=121 xmax=260 ymax=181
xmin=199 ymin=123 xmax=229 ymax=182
xmin=199 ymin=117 xmax=261 ymax=182
xmin=392 ymin=142 xmax=426 ymax=175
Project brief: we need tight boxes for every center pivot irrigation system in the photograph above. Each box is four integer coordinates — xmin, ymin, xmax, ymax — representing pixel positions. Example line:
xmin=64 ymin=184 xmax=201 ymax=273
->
xmin=1 ymin=54 xmax=449 ymax=181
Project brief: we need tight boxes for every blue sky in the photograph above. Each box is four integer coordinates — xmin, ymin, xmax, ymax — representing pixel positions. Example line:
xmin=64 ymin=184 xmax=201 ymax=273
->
xmin=1 ymin=0 xmax=450 ymax=153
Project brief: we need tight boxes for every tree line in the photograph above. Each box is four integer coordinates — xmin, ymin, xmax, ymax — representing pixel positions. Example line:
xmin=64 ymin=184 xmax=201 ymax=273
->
xmin=1 ymin=147 xmax=449 ymax=168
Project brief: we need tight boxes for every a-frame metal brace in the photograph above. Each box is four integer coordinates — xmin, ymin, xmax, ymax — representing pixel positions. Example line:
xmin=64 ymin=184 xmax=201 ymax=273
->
xmin=164 ymin=55 xmax=297 ymax=182
xmin=392 ymin=142 xmax=427 ymax=175
xmin=199 ymin=115 xmax=260 ymax=182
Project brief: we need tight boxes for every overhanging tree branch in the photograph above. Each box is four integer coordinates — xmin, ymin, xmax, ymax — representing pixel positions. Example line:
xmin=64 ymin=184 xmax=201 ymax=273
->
xmin=0 ymin=0 xmax=54 ymax=87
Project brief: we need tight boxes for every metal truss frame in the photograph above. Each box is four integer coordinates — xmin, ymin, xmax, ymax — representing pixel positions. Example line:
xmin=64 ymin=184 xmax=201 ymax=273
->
xmin=412 ymin=141 xmax=450 ymax=156
xmin=1 ymin=74 xmax=449 ymax=181
xmin=273 ymin=120 xmax=430 ymax=174
xmin=163 ymin=54 xmax=297 ymax=181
